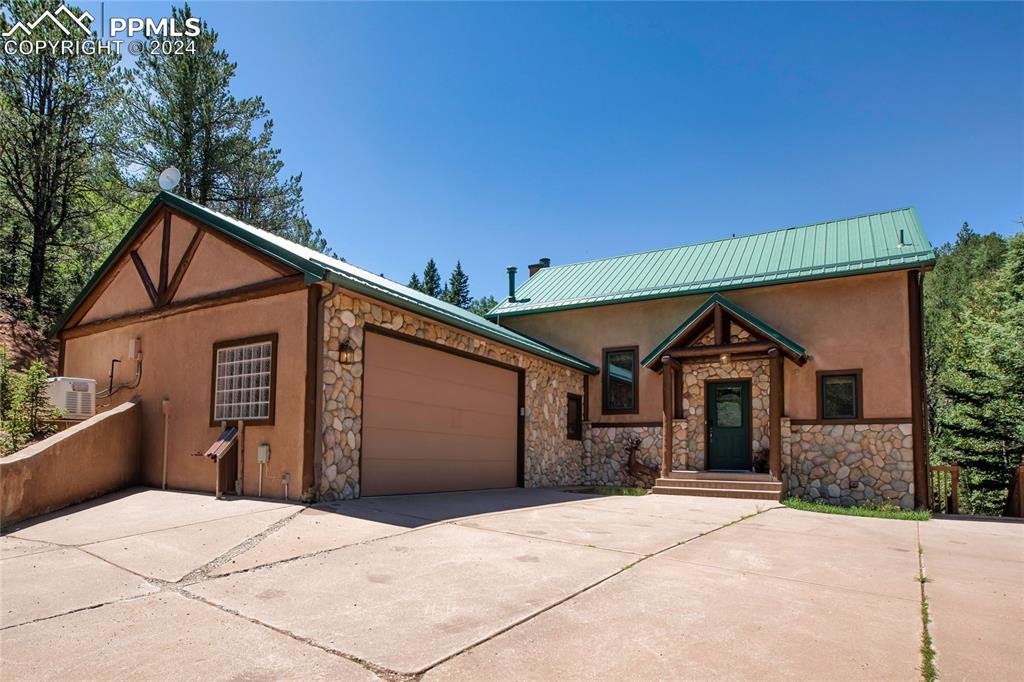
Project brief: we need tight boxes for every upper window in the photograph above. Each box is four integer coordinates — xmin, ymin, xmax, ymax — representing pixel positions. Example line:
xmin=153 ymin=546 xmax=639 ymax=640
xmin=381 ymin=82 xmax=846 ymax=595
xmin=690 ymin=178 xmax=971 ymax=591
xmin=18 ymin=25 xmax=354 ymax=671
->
xmin=211 ymin=334 xmax=277 ymax=425
xmin=602 ymin=346 xmax=638 ymax=414
xmin=819 ymin=370 xmax=861 ymax=420
xmin=567 ymin=393 xmax=583 ymax=440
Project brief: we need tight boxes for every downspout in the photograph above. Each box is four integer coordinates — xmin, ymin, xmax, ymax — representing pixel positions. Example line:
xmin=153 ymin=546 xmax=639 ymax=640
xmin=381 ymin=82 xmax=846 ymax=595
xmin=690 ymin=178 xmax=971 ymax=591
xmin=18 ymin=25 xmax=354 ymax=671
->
xmin=312 ymin=281 xmax=338 ymax=500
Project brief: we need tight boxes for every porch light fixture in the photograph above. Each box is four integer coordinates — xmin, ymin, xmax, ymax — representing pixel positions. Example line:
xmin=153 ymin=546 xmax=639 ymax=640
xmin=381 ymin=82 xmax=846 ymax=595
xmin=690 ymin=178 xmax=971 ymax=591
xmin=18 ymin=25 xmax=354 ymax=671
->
xmin=719 ymin=352 xmax=731 ymax=364
xmin=338 ymin=340 xmax=357 ymax=364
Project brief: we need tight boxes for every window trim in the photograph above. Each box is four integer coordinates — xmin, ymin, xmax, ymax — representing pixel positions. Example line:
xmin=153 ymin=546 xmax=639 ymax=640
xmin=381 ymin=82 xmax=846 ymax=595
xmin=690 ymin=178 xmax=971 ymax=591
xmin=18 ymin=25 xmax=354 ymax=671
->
xmin=567 ymin=392 xmax=583 ymax=440
xmin=209 ymin=333 xmax=279 ymax=427
xmin=602 ymin=345 xmax=639 ymax=415
xmin=817 ymin=369 xmax=863 ymax=421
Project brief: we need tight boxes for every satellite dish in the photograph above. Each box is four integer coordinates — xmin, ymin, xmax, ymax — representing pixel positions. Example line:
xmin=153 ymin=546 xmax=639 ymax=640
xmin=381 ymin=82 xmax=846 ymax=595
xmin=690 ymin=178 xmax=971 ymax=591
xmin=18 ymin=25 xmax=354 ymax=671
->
xmin=158 ymin=166 xmax=181 ymax=191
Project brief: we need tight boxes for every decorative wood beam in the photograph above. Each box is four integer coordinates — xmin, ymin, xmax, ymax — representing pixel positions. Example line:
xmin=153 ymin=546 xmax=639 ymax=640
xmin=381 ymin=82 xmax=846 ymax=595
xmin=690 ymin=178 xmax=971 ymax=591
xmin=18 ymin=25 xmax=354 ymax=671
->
xmin=768 ymin=347 xmax=782 ymax=481
xmin=62 ymin=275 xmax=306 ymax=339
xmin=908 ymin=270 xmax=929 ymax=509
xmin=714 ymin=304 xmax=727 ymax=345
xmin=159 ymin=210 xmax=171 ymax=294
xmin=666 ymin=341 xmax=774 ymax=359
xmin=160 ymin=228 xmax=204 ymax=306
xmin=130 ymin=251 xmax=159 ymax=305
xmin=661 ymin=355 xmax=675 ymax=477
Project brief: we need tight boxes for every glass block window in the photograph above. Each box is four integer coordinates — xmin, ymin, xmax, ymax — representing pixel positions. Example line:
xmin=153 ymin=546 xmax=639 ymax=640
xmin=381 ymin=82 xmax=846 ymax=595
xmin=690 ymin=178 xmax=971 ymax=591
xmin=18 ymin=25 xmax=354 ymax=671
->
xmin=213 ymin=338 xmax=274 ymax=422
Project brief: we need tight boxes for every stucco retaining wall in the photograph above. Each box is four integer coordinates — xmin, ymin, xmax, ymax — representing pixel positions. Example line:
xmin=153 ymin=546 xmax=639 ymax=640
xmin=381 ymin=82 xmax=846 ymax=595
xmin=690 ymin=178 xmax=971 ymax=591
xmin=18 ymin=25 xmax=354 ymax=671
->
xmin=319 ymin=291 xmax=586 ymax=500
xmin=1 ymin=399 xmax=142 ymax=528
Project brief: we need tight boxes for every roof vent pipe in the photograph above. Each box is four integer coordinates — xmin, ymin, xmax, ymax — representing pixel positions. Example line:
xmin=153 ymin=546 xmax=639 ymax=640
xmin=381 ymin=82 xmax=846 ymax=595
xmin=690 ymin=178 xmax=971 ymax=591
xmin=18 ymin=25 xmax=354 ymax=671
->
xmin=528 ymin=258 xmax=551 ymax=277
xmin=507 ymin=266 xmax=517 ymax=302
xmin=897 ymin=228 xmax=908 ymax=248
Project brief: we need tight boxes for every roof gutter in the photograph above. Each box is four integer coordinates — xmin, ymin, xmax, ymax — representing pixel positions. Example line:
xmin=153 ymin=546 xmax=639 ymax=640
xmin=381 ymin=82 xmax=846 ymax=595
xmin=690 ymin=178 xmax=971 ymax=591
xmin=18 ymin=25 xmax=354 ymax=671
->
xmin=321 ymin=269 xmax=598 ymax=374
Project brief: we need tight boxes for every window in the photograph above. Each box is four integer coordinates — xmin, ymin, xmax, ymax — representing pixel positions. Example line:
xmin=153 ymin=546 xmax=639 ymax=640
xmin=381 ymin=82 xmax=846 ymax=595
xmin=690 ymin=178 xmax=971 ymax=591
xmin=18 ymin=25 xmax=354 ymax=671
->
xmin=818 ymin=370 xmax=862 ymax=420
xmin=211 ymin=334 xmax=277 ymax=425
xmin=567 ymin=393 xmax=583 ymax=440
xmin=602 ymin=346 xmax=638 ymax=414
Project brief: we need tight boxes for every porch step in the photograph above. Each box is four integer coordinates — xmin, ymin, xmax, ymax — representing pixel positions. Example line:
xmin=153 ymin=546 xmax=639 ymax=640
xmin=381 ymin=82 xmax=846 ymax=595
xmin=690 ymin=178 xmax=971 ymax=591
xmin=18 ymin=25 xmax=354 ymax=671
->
xmin=652 ymin=472 xmax=782 ymax=501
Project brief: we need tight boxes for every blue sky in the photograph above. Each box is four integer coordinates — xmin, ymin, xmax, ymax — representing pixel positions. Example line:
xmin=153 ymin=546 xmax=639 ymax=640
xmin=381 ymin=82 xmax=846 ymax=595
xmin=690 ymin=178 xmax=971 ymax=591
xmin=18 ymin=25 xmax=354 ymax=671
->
xmin=95 ymin=1 xmax=1022 ymax=299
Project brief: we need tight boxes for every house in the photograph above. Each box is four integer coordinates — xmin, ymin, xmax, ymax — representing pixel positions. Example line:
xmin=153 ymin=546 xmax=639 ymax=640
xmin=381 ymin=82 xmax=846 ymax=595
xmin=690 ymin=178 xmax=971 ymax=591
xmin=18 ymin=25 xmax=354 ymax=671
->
xmin=55 ymin=193 xmax=935 ymax=508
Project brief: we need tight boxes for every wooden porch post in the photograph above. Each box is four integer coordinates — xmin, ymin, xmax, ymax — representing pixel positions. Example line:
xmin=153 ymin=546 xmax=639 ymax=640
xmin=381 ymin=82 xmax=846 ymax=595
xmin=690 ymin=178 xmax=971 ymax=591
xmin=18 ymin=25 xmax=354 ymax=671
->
xmin=661 ymin=355 xmax=675 ymax=478
xmin=768 ymin=347 xmax=782 ymax=480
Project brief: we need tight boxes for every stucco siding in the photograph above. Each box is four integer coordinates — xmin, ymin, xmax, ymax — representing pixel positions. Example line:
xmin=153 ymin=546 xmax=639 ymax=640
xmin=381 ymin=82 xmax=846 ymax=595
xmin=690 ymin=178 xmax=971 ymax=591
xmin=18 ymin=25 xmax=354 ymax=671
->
xmin=501 ymin=270 xmax=913 ymax=423
xmin=63 ymin=288 xmax=310 ymax=499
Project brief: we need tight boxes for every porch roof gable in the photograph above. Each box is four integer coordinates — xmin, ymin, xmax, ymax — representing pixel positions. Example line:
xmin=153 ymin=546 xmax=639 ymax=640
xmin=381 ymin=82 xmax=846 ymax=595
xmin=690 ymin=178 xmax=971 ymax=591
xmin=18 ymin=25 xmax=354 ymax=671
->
xmin=641 ymin=293 xmax=806 ymax=367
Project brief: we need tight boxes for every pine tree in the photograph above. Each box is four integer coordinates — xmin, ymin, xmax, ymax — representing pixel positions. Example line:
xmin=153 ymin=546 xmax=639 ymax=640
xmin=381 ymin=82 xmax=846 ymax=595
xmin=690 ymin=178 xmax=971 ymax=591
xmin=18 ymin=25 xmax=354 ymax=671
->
xmin=421 ymin=259 xmax=442 ymax=298
xmin=937 ymin=234 xmax=1024 ymax=514
xmin=407 ymin=273 xmax=423 ymax=292
xmin=468 ymin=295 xmax=498 ymax=317
xmin=924 ymin=223 xmax=1007 ymax=452
xmin=0 ymin=0 xmax=124 ymax=316
xmin=116 ymin=4 xmax=329 ymax=251
xmin=445 ymin=261 xmax=472 ymax=308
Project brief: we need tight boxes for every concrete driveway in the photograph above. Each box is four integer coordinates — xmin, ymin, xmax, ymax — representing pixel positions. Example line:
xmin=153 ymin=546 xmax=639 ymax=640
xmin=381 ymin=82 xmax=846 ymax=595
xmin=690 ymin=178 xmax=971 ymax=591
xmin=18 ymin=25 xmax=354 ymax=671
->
xmin=1 ymin=487 xmax=1021 ymax=681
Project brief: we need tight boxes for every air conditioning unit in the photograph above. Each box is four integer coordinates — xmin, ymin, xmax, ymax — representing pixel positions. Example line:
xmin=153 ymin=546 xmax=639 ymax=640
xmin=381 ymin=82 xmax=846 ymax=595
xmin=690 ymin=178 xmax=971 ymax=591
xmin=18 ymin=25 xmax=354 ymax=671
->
xmin=46 ymin=377 xmax=96 ymax=420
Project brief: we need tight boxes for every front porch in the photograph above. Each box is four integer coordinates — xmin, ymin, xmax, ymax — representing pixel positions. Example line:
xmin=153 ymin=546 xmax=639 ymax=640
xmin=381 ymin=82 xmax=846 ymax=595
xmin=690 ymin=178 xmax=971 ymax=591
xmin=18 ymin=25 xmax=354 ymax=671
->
xmin=644 ymin=294 xmax=807 ymax=500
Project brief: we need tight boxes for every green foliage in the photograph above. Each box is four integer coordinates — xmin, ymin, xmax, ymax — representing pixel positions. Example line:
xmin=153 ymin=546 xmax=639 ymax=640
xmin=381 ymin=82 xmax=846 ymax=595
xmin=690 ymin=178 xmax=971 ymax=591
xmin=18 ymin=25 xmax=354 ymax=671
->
xmin=0 ymin=0 xmax=129 ymax=322
xmin=421 ymin=259 xmax=442 ymax=298
xmin=115 ymin=4 xmax=330 ymax=253
xmin=933 ymin=233 xmax=1024 ymax=515
xmin=784 ymin=498 xmax=930 ymax=521
xmin=468 ymin=295 xmax=498 ymax=317
xmin=0 ymin=359 xmax=61 ymax=456
xmin=0 ymin=346 xmax=13 ymax=422
xmin=407 ymin=272 xmax=423 ymax=291
xmin=443 ymin=261 xmax=471 ymax=308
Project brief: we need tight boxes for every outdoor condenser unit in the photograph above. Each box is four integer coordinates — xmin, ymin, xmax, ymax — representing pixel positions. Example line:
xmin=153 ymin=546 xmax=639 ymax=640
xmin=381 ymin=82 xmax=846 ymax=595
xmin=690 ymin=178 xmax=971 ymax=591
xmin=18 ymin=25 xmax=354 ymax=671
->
xmin=46 ymin=377 xmax=96 ymax=420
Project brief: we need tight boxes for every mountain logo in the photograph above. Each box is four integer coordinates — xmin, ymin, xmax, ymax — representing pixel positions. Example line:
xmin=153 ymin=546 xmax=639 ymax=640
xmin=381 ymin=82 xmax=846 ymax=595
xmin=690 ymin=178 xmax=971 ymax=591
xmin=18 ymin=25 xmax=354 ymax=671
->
xmin=3 ymin=5 xmax=93 ymax=38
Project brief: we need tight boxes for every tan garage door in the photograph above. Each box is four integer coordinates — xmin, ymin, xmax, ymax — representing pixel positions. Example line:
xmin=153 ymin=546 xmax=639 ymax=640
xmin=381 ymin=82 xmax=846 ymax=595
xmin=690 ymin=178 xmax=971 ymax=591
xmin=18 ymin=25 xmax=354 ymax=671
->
xmin=361 ymin=331 xmax=519 ymax=496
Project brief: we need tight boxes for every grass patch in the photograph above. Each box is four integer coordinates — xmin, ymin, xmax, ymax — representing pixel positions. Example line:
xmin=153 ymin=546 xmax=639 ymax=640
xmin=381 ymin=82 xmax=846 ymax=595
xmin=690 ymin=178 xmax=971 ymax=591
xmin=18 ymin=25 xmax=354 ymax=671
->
xmin=568 ymin=486 xmax=649 ymax=496
xmin=784 ymin=497 xmax=930 ymax=521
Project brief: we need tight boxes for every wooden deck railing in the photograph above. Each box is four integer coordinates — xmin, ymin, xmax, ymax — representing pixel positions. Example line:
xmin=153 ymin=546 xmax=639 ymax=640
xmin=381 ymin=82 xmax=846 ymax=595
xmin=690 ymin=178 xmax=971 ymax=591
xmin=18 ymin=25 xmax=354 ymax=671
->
xmin=929 ymin=465 xmax=960 ymax=514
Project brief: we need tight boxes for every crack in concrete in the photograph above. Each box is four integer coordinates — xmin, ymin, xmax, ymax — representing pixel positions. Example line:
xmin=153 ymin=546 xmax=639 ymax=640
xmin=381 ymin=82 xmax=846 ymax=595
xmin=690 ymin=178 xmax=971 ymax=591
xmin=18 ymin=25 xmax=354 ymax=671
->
xmin=3 ymin=492 xmax=775 ymax=681
xmin=408 ymin=505 xmax=775 ymax=678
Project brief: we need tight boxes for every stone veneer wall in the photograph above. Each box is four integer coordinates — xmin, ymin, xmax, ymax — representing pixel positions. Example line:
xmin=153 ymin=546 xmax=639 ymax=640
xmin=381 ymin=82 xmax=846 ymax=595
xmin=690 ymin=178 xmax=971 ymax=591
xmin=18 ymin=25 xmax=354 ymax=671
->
xmin=319 ymin=291 xmax=586 ymax=500
xmin=582 ymin=425 xmax=661 ymax=486
xmin=782 ymin=420 xmax=915 ymax=509
xmin=680 ymin=358 xmax=771 ymax=470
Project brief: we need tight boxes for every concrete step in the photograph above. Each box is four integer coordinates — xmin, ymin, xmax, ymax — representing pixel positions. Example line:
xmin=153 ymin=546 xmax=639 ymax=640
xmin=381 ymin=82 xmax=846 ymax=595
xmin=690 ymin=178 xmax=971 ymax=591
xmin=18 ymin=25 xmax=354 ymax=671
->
xmin=666 ymin=470 xmax=775 ymax=482
xmin=651 ymin=485 xmax=782 ymax=501
xmin=654 ymin=477 xmax=782 ymax=492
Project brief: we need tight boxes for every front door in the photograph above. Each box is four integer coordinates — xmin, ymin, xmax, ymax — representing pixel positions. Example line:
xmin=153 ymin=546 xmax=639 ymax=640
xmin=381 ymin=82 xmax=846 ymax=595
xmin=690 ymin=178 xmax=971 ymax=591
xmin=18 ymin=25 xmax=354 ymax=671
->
xmin=707 ymin=381 xmax=751 ymax=470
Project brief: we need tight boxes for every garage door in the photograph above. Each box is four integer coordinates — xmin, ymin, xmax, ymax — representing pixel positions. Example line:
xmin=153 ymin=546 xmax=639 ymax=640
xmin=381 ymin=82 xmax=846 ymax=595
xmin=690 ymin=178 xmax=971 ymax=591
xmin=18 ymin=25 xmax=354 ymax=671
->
xmin=361 ymin=331 xmax=519 ymax=496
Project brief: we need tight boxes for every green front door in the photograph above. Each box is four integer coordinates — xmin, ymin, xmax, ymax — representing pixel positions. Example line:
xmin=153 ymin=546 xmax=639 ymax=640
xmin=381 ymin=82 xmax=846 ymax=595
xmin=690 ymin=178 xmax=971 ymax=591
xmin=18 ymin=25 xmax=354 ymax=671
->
xmin=707 ymin=381 xmax=751 ymax=470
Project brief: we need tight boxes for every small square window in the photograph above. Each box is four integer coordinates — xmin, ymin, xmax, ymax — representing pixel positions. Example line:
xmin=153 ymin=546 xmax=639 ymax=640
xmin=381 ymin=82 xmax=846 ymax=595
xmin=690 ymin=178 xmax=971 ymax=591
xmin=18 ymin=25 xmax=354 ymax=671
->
xmin=819 ymin=371 xmax=860 ymax=420
xmin=567 ymin=393 xmax=583 ymax=440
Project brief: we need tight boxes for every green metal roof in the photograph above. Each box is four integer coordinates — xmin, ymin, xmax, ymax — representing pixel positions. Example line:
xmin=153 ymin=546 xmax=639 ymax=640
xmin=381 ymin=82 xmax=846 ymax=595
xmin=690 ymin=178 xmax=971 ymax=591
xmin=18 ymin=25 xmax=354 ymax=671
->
xmin=58 ymin=192 xmax=598 ymax=374
xmin=488 ymin=207 xmax=935 ymax=318
xmin=641 ymin=293 xmax=806 ymax=368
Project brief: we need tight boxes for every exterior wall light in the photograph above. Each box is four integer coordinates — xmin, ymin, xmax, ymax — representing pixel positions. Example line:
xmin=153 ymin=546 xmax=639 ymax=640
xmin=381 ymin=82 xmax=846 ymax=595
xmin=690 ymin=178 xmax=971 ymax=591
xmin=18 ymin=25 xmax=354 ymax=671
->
xmin=338 ymin=340 xmax=357 ymax=364
xmin=719 ymin=352 xmax=731 ymax=364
